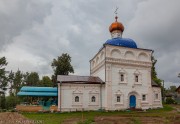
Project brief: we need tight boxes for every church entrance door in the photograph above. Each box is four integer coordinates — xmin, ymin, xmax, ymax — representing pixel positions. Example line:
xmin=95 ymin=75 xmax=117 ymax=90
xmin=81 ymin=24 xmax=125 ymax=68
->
xmin=129 ymin=95 xmax=136 ymax=108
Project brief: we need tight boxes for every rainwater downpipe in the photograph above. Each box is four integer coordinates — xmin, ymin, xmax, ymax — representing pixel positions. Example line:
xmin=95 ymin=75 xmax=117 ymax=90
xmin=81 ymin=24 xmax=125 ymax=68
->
xmin=100 ymin=82 xmax=103 ymax=111
xmin=60 ymin=81 xmax=62 ymax=112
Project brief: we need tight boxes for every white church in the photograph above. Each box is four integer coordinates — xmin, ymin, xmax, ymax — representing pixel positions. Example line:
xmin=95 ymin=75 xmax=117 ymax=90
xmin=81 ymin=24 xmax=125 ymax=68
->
xmin=56 ymin=16 xmax=162 ymax=112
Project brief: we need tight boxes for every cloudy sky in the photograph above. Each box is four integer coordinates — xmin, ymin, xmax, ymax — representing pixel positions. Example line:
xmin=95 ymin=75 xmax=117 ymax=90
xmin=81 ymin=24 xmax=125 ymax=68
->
xmin=0 ymin=0 xmax=180 ymax=88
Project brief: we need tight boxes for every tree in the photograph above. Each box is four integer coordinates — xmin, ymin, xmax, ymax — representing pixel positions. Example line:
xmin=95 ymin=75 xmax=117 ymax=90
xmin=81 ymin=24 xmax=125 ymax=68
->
xmin=0 ymin=57 xmax=8 ymax=91
xmin=39 ymin=76 xmax=53 ymax=87
xmin=13 ymin=70 xmax=23 ymax=95
xmin=24 ymin=72 xmax=40 ymax=86
xmin=23 ymin=72 xmax=29 ymax=86
xmin=169 ymin=86 xmax=177 ymax=93
xmin=8 ymin=71 xmax=14 ymax=96
xmin=51 ymin=53 xmax=74 ymax=80
xmin=151 ymin=56 xmax=162 ymax=86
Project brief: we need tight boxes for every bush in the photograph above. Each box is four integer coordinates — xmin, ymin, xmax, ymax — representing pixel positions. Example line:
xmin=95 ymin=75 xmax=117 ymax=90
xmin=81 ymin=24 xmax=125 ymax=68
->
xmin=0 ymin=94 xmax=6 ymax=109
xmin=5 ymin=96 xmax=20 ymax=109
xmin=166 ymin=98 xmax=176 ymax=104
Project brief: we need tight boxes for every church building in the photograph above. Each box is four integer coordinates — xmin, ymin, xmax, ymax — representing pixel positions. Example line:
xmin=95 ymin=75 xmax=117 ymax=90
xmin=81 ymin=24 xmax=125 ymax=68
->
xmin=57 ymin=16 xmax=162 ymax=112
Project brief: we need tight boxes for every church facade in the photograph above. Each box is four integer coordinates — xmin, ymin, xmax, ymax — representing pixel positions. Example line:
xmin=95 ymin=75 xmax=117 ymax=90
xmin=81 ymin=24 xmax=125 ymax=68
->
xmin=57 ymin=16 xmax=162 ymax=112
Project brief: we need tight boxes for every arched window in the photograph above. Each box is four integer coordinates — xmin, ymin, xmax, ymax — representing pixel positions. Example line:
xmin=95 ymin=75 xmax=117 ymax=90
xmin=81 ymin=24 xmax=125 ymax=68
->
xmin=135 ymin=75 xmax=138 ymax=82
xmin=121 ymin=74 xmax=124 ymax=82
xmin=117 ymin=96 xmax=120 ymax=102
xmin=75 ymin=96 xmax=79 ymax=102
xmin=91 ymin=96 xmax=96 ymax=102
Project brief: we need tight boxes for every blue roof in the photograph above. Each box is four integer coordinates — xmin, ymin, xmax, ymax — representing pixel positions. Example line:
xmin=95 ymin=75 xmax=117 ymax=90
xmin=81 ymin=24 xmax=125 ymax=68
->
xmin=105 ymin=38 xmax=137 ymax=48
xmin=20 ymin=86 xmax=57 ymax=92
xmin=17 ymin=86 xmax=58 ymax=97
xmin=17 ymin=92 xmax=57 ymax=96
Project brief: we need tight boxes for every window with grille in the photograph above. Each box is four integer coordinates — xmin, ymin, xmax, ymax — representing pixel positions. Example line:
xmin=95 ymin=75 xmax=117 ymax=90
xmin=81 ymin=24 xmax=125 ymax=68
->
xmin=142 ymin=95 xmax=146 ymax=101
xmin=117 ymin=96 xmax=120 ymax=102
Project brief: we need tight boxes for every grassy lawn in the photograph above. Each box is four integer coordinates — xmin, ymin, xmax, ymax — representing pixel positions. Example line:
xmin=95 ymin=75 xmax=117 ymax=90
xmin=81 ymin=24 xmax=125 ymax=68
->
xmin=22 ymin=104 xmax=180 ymax=124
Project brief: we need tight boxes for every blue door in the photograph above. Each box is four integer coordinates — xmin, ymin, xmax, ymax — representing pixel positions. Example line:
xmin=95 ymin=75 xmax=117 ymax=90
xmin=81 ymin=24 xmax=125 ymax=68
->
xmin=130 ymin=95 xmax=136 ymax=108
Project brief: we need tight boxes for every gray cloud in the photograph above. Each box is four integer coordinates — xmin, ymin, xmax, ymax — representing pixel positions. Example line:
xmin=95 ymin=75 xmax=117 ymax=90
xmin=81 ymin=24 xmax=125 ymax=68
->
xmin=0 ymin=0 xmax=179 ymax=87
xmin=126 ymin=0 xmax=180 ymax=85
xmin=0 ymin=0 xmax=52 ymax=51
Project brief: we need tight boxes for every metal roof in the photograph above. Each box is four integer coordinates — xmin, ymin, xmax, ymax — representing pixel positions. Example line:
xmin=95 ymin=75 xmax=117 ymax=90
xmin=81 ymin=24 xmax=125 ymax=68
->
xmin=57 ymin=75 xmax=104 ymax=84
xmin=17 ymin=86 xmax=57 ymax=97
xmin=17 ymin=92 xmax=57 ymax=96
xmin=20 ymin=86 xmax=57 ymax=92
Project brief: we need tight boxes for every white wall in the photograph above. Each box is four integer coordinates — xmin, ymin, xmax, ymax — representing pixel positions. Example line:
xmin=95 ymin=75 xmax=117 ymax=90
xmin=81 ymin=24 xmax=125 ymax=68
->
xmin=59 ymin=83 xmax=105 ymax=112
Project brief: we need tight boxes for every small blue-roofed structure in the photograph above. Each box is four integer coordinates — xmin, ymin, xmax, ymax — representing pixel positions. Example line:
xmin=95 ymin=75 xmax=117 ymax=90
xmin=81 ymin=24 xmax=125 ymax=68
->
xmin=105 ymin=38 xmax=137 ymax=48
xmin=17 ymin=86 xmax=57 ymax=96
xmin=17 ymin=86 xmax=58 ymax=112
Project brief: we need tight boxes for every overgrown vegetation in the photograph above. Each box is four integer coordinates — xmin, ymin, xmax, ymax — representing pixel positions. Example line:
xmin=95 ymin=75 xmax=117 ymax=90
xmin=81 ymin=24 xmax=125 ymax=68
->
xmin=166 ymin=98 xmax=176 ymax=104
xmin=22 ymin=105 xmax=178 ymax=124
xmin=151 ymin=56 xmax=162 ymax=86
xmin=5 ymin=95 xmax=21 ymax=110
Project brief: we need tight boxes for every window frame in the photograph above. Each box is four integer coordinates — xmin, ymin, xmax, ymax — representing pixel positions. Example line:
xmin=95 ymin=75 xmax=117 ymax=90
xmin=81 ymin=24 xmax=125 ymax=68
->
xmin=120 ymin=74 xmax=124 ymax=82
xmin=75 ymin=96 xmax=79 ymax=102
xmin=135 ymin=75 xmax=139 ymax=82
xmin=117 ymin=96 xmax=121 ymax=102
xmin=142 ymin=94 xmax=146 ymax=101
xmin=91 ymin=96 xmax=96 ymax=102
xmin=134 ymin=70 xmax=142 ymax=84
xmin=119 ymin=69 xmax=127 ymax=84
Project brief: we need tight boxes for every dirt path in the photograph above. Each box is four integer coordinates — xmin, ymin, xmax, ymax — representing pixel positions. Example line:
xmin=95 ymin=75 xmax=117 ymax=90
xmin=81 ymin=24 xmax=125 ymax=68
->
xmin=0 ymin=112 xmax=36 ymax=124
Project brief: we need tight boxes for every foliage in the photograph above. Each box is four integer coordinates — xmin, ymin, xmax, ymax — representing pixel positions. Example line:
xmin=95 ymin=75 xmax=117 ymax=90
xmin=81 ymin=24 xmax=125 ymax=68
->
xmin=166 ymin=98 xmax=176 ymax=104
xmin=164 ymin=86 xmax=177 ymax=102
xmin=5 ymin=95 xmax=20 ymax=109
xmin=51 ymin=53 xmax=74 ymax=80
xmin=39 ymin=76 xmax=53 ymax=87
xmin=147 ymin=104 xmax=174 ymax=112
xmin=0 ymin=57 xmax=8 ymax=91
xmin=24 ymin=72 xmax=40 ymax=86
xmin=151 ymin=56 xmax=165 ymax=100
xmin=22 ymin=72 xmax=29 ymax=86
xmin=169 ymin=86 xmax=177 ymax=93
xmin=0 ymin=93 xmax=6 ymax=109
xmin=151 ymin=56 xmax=162 ymax=86
xmin=8 ymin=71 xmax=14 ymax=95
xmin=13 ymin=70 xmax=24 ymax=94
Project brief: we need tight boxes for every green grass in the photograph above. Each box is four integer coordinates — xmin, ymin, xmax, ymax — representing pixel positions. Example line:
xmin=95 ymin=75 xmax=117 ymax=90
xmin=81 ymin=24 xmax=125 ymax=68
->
xmin=147 ymin=104 xmax=174 ymax=113
xmin=22 ymin=104 xmax=175 ymax=124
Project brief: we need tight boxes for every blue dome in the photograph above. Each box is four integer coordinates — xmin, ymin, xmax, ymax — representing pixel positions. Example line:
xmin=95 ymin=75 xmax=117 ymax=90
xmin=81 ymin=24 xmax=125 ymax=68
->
xmin=105 ymin=38 xmax=137 ymax=48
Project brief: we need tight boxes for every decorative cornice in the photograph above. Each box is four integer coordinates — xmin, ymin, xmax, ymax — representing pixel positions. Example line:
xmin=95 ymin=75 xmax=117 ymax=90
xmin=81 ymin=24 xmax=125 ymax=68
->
xmin=106 ymin=57 xmax=152 ymax=68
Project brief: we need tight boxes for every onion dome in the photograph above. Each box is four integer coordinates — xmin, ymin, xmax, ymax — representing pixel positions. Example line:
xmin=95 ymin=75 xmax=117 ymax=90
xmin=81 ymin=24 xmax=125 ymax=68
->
xmin=105 ymin=38 xmax=137 ymax=48
xmin=109 ymin=16 xmax=124 ymax=33
xmin=105 ymin=16 xmax=137 ymax=48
